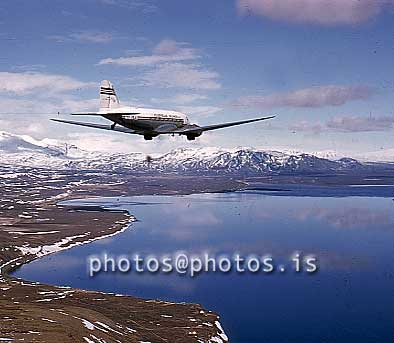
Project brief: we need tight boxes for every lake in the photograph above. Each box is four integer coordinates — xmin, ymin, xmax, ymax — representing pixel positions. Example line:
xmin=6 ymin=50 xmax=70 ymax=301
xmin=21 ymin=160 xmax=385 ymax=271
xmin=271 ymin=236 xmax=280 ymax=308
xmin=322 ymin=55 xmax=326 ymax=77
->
xmin=13 ymin=190 xmax=394 ymax=343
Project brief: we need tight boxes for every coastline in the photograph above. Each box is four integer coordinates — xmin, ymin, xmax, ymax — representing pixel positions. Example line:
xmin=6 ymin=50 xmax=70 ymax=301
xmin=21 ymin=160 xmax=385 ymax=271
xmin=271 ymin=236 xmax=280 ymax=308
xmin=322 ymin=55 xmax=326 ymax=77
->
xmin=0 ymin=167 xmax=239 ymax=342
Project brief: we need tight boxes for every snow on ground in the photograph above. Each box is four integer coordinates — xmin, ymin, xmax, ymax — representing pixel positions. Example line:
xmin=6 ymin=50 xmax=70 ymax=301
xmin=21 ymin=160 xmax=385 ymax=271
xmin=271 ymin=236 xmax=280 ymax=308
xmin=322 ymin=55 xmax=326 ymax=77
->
xmin=205 ymin=320 xmax=229 ymax=343
xmin=41 ymin=318 xmax=56 ymax=323
xmin=214 ymin=321 xmax=229 ymax=342
xmin=16 ymin=216 xmax=133 ymax=260
xmin=81 ymin=319 xmax=95 ymax=331
xmin=0 ymin=257 xmax=23 ymax=281
xmin=8 ymin=230 xmax=60 ymax=235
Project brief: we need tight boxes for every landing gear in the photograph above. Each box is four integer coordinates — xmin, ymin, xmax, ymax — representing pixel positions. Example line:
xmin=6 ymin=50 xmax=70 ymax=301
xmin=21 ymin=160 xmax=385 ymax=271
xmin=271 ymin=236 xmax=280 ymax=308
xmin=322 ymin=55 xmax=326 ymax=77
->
xmin=144 ymin=135 xmax=153 ymax=140
xmin=111 ymin=122 xmax=116 ymax=130
xmin=186 ymin=134 xmax=197 ymax=141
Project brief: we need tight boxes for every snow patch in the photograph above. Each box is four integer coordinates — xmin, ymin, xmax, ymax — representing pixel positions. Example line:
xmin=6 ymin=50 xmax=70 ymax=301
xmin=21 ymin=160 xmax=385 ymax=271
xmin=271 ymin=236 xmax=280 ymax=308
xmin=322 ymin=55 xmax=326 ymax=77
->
xmin=81 ymin=319 xmax=95 ymax=331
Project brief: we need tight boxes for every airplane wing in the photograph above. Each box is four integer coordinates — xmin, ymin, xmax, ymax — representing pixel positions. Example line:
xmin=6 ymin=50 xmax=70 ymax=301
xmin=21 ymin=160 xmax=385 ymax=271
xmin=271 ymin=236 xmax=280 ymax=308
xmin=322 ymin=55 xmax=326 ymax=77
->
xmin=51 ymin=119 xmax=138 ymax=134
xmin=171 ymin=115 xmax=276 ymax=134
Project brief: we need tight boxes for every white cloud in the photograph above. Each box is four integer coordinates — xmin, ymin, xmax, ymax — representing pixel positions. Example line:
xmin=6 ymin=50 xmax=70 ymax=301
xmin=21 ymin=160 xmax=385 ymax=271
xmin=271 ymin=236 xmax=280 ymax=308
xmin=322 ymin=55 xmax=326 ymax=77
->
xmin=153 ymin=39 xmax=180 ymax=54
xmin=290 ymin=115 xmax=394 ymax=133
xmin=237 ymin=0 xmax=392 ymax=26
xmin=290 ymin=121 xmax=324 ymax=134
xmin=99 ymin=39 xmax=221 ymax=90
xmin=0 ymin=71 xmax=97 ymax=136
xmin=234 ymin=85 xmax=373 ymax=108
xmin=0 ymin=116 xmax=48 ymax=135
xmin=173 ymin=94 xmax=208 ymax=104
xmin=49 ymin=31 xmax=116 ymax=43
xmin=326 ymin=115 xmax=394 ymax=132
xmin=98 ymin=39 xmax=200 ymax=66
xmin=0 ymin=97 xmax=98 ymax=137
xmin=139 ymin=63 xmax=221 ymax=90
xmin=0 ymin=97 xmax=97 ymax=115
xmin=152 ymin=93 xmax=207 ymax=105
xmin=0 ymin=72 xmax=94 ymax=95
xmin=96 ymin=0 xmax=157 ymax=13
xmin=355 ymin=148 xmax=394 ymax=162
xmin=178 ymin=105 xmax=223 ymax=118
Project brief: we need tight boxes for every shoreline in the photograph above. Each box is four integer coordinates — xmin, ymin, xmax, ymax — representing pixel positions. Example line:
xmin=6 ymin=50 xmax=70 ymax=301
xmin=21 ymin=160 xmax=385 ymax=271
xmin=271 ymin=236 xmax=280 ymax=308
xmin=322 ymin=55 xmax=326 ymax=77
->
xmin=0 ymin=212 xmax=134 ymax=279
xmin=0 ymin=169 xmax=239 ymax=342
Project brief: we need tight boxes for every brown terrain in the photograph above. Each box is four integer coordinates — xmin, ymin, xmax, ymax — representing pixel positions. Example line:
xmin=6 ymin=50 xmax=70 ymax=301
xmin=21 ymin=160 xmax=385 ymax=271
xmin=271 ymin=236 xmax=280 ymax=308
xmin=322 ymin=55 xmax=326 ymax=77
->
xmin=0 ymin=166 xmax=241 ymax=342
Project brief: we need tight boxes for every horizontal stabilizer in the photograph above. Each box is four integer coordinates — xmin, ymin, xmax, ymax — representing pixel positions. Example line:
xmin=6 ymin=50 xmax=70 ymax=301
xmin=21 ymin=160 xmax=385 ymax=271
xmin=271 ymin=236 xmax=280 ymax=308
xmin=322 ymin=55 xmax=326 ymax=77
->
xmin=71 ymin=112 xmax=142 ymax=116
xmin=71 ymin=112 xmax=102 ymax=116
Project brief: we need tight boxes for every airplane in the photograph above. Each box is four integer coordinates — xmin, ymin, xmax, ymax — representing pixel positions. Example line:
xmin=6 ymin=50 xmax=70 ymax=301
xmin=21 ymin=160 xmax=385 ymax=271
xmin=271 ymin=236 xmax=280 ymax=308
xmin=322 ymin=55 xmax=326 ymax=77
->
xmin=51 ymin=80 xmax=275 ymax=141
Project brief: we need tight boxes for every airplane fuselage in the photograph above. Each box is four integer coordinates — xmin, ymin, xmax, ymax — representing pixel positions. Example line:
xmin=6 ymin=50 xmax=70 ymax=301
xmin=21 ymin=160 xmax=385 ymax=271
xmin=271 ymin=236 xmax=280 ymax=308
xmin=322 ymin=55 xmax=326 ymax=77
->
xmin=101 ymin=107 xmax=190 ymax=139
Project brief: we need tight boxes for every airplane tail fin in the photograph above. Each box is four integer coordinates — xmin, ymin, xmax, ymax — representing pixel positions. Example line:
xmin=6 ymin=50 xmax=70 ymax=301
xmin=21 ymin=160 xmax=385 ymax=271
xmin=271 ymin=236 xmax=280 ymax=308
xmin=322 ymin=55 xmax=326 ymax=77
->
xmin=100 ymin=80 xmax=120 ymax=110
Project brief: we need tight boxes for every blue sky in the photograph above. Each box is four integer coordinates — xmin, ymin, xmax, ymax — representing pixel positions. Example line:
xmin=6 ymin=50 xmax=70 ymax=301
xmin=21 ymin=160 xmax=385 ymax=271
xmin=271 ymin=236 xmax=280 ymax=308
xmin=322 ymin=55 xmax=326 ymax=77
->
xmin=1 ymin=0 xmax=394 ymax=159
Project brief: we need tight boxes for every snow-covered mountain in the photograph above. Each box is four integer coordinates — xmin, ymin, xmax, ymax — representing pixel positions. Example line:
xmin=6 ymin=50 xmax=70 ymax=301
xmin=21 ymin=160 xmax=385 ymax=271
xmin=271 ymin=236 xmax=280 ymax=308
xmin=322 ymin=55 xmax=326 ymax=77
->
xmin=0 ymin=131 xmax=91 ymax=168
xmin=0 ymin=131 xmax=375 ymax=175
xmin=148 ymin=148 xmax=363 ymax=174
xmin=0 ymin=131 xmax=65 ymax=156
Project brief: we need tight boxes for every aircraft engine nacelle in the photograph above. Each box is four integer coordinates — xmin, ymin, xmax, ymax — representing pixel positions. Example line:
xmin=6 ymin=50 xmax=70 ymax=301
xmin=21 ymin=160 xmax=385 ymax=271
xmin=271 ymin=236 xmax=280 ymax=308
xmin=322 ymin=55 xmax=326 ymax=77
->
xmin=186 ymin=132 xmax=202 ymax=141
xmin=144 ymin=133 xmax=159 ymax=140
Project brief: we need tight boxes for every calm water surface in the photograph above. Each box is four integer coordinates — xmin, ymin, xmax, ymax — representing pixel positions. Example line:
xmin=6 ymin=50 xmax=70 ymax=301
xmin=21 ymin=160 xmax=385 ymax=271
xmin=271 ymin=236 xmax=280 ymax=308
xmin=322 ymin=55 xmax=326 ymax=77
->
xmin=13 ymin=192 xmax=394 ymax=343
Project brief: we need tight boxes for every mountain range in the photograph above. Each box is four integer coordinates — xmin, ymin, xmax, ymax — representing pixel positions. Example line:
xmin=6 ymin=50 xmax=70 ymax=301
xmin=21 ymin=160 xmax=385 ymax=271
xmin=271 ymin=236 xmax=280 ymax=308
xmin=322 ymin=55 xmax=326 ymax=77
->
xmin=0 ymin=131 xmax=392 ymax=175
